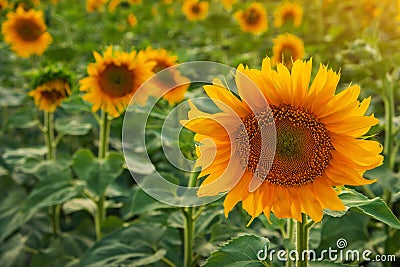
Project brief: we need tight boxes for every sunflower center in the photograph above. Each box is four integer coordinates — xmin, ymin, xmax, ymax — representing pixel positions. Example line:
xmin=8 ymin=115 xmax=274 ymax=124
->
xmin=40 ymin=80 xmax=70 ymax=102
xmin=280 ymin=45 xmax=294 ymax=64
xmin=236 ymin=105 xmax=333 ymax=187
xmin=191 ymin=4 xmax=200 ymax=14
xmin=282 ymin=11 xmax=295 ymax=24
xmin=15 ymin=19 xmax=43 ymax=41
xmin=245 ymin=8 xmax=260 ymax=24
xmin=99 ymin=64 xmax=134 ymax=97
xmin=153 ymin=60 xmax=171 ymax=73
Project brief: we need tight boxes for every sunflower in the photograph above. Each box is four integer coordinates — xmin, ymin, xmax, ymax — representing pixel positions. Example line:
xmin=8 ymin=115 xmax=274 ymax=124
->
xmin=182 ymin=58 xmax=383 ymax=223
xmin=86 ymin=0 xmax=107 ymax=12
xmin=234 ymin=2 xmax=268 ymax=35
xmin=29 ymin=67 xmax=72 ymax=112
xmin=272 ymin=33 xmax=305 ymax=69
xmin=127 ymin=13 xmax=137 ymax=27
xmin=182 ymin=0 xmax=209 ymax=21
xmin=142 ymin=47 xmax=189 ymax=105
xmin=221 ymin=0 xmax=237 ymax=11
xmin=108 ymin=0 xmax=120 ymax=12
xmin=1 ymin=6 xmax=52 ymax=57
xmin=274 ymin=2 xmax=303 ymax=28
xmin=0 ymin=0 xmax=9 ymax=10
xmin=79 ymin=46 xmax=156 ymax=117
xmin=29 ymin=80 xmax=70 ymax=112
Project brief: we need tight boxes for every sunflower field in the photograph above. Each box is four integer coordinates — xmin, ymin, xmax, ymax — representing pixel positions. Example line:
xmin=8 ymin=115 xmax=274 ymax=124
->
xmin=1 ymin=0 xmax=400 ymax=266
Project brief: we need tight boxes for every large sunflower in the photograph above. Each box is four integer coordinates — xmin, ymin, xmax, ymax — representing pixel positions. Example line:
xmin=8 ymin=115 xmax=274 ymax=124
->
xmin=142 ymin=47 xmax=189 ymax=105
xmin=234 ymin=2 xmax=268 ymax=35
xmin=1 ymin=6 xmax=52 ymax=57
xmin=183 ymin=58 xmax=383 ymax=223
xmin=274 ymin=2 xmax=303 ymax=28
xmin=272 ymin=33 xmax=305 ymax=69
xmin=182 ymin=0 xmax=209 ymax=21
xmin=79 ymin=46 xmax=156 ymax=117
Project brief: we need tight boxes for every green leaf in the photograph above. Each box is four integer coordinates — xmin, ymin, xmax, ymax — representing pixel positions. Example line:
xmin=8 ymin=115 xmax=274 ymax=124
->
xmin=203 ymin=234 xmax=270 ymax=267
xmin=3 ymin=147 xmax=47 ymax=166
xmin=6 ymin=108 xmax=38 ymax=129
xmin=30 ymin=232 xmax=93 ymax=267
xmin=0 ymin=189 xmax=38 ymax=243
xmin=339 ymin=189 xmax=400 ymax=229
xmin=72 ymin=149 xmax=124 ymax=196
xmin=0 ymin=234 xmax=28 ymax=267
xmin=130 ymin=188 xmax=172 ymax=216
xmin=55 ymin=118 xmax=92 ymax=136
xmin=80 ymin=222 xmax=167 ymax=267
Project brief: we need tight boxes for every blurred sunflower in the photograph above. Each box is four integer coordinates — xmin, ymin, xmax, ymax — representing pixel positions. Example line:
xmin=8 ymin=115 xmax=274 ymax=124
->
xmin=127 ymin=13 xmax=137 ymax=27
xmin=86 ymin=0 xmax=107 ymax=12
xmin=274 ymin=2 xmax=303 ymax=28
xmin=221 ymin=0 xmax=237 ymax=11
xmin=234 ymin=2 xmax=268 ymax=35
xmin=183 ymin=58 xmax=382 ymax=223
xmin=128 ymin=0 xmax=142 ymax=4
xmin=0 ymin=0 xmax=9 ymax=10
xmin=79 ymin=46 xmax=156 ymax=117
xmin=29 ymin=67 xmax=72 ymax=112
xmin=108 ymin=0 xmax=120 ymax=12
xmin=1 ymin=6 xmax=52 ymax=57
xmin=142 ymin=47 xmax=190 ymax=105
xmin=272 ymin=33 xmax=305 ymax=69
xmin=182 ymin=0 xmax=209 ymax=21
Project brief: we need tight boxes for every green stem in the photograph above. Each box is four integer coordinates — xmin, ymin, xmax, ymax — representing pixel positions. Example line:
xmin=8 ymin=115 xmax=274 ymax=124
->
xmin=286 ymin=219 xmax=294 ymax=267
xmin=44 ymin=111 xmax=61 ymax=235
xmin=296 ymin=214 xmax=309 ymax=267
xmin=383 ymin=76 xmax=395 ymax=170
xmin=183 ymin=207 xmax=194 ymax=267
xmin=44 ymin=111 xmax=56 ymax=160
xmin=183 ymin=171 xmax=198 ymax=267
xmin=95 ymin=111 xmax=111 ymax=241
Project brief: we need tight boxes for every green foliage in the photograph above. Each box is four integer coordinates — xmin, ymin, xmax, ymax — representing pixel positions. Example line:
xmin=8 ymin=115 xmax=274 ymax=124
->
xmin=203 ymin=235 xmax=270 ymax=267
xmin=72 ymin=149 xmax=124 ymax=197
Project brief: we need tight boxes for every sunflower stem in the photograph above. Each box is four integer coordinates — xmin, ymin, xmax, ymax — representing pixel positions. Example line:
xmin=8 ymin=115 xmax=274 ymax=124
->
xmin=183 ymin=171 xmax=198 ymax=267
xmin=43 ymin=111 xmax=61 ymax=235
xmin=95 ymin=111 xmax=111 ymax=241
xmin=286 ymin=218 xmax=295 ymax=267
xmin=296 ymin=214 xmax=310 ymax=267
xmin=383 ymin=76 xmax=395 ymax=170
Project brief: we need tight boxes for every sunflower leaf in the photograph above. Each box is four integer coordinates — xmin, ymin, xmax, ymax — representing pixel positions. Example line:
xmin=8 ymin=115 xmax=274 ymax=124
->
xmin=338 ymin=189 xmax=400 ymax=229
xmin=79 ymin=222 xmax=167 ymax=267
xmin=72 ymin=149 xmax=125 ymax=197
xmin=202 ymin=234 xmax=270 ymax=267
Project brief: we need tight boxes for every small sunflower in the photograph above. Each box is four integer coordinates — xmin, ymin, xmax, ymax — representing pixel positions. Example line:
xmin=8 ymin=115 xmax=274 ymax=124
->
xmin=0 ymin=0 xmax=9 ymax=10
xmin=182 ymin=0 xmax=209 ymax=21
xmin=272 ymin=33 xmax=305 ymax=69
xmin=79 ymin=46 xmax=156 ymax=117
xmin=182 ymin=58 xmax=382 ymax=223
xmin=29 ymin=67 xmax=72 ymax=112
xmin=142 ymin=47 xmax=189 ymax=105
xmin=221 ymin=0 xmax=237 ymax=11
xmin=1 ymin=6 xmax=52 ymax=57
xmin=274 ymin=2 xmax=303 ymax=28
xmin=86 ymin=0 xmax=107 ymax=13
xmin=127 ymin=13 xmax=137 ymax=27
xmin=108 ymin=0 xmax=120 ymax=12
xmin=234 ymin=2 xmax=268 ymax=35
